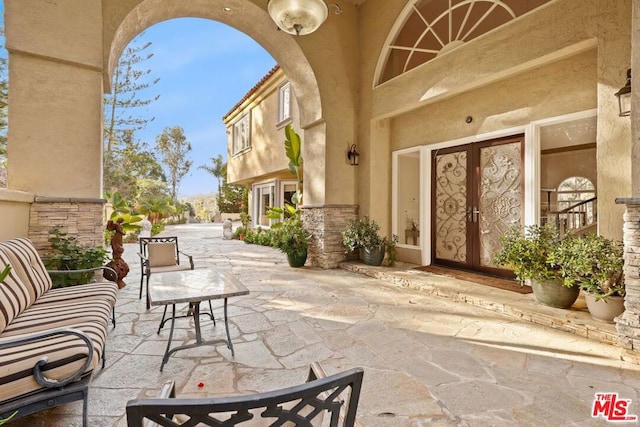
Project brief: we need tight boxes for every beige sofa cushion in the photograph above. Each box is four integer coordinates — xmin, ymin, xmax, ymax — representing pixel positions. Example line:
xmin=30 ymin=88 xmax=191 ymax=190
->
xmin=0 ymin=251 xmax=32 ymax=334
xmin=36 ymin=281 xmax=118 ymax=308
xmin=2 ymin=298 xmax=112 ymax=338
xmin=148 ymin=243 xmax=177 ymax=267
xmin=0 ymin=238 xmax=52 ymax=300
xmin=0 ymin=322 xmax=106 ymax=404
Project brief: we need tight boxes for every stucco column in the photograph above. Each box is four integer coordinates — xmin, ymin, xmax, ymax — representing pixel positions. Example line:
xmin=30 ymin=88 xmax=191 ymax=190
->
xmin=596 ymin=2 xmax=633 ymax=240
xmin=633 ymin=0 xmax=640 ymax=194
xmin=5 ymin=0 xmax=104 ymax=198
xmin=365 ymin=119 xmax=391 ymax=234
xmin=615 ymin=0 xmax=640 ymax=357
xmin=5 ymin=0 xmax=105 ymax=245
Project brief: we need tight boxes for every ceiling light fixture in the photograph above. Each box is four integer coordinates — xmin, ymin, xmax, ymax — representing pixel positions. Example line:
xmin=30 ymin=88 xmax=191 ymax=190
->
xmin=267 ymin=0 xmax=342 ymax=36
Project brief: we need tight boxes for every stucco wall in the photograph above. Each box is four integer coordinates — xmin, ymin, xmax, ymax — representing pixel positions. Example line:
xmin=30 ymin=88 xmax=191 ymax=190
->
xmin=226 ymin=69 xmax=301 ymax=185
xmin=391 ymin=51 xmax=597 ymax=150
xmin=5 ymin=0 xmax=104 ymax=197
xmin=357 ymin=0 xmax=631 ymax=241
xmin=0 ymin=189 xmax=33 ymax=241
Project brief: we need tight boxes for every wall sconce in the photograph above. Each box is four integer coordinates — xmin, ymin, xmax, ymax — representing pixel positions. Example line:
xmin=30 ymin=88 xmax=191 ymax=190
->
xmin=615 ymin=68 xmax=631 ymax=117
xmin=347 ymin=144 xmax=359 ymax=166
xmin=267 ymin=0 xmax=342 ymax=36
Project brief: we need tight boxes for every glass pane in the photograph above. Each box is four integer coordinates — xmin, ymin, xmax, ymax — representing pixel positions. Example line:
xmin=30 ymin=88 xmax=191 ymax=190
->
xmin=397 ymin=152 xmax=420 ymax=246
xmin=434 ymin=151 xmax=467 ymax=262
xmin=478 ymin=142 xmax=521 ymax=266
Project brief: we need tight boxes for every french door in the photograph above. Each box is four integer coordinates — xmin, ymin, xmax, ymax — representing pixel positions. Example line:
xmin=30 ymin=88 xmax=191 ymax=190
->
xmin=431 ymin=135 xmax=524 ymax=276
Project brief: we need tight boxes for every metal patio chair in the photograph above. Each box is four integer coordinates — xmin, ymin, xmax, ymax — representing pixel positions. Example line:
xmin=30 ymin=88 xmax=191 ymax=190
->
xmin=138 ymin=236 xmax=194 ymax=309
xmin=126 ymin=363 xmax=364 ymax=427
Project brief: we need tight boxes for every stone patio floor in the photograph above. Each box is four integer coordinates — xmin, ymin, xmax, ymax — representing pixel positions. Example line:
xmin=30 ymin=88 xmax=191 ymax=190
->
xmin=9 ymin=223 xmax=640 ymax=426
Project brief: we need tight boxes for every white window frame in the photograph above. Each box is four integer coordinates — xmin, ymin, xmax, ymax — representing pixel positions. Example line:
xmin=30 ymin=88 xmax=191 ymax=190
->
xmin=233 ymin=112 xmax=251 ymax=155
xmin=277 ymin=81 xmax=292 ymax=127
xmin=280 ymin=180 xmax=298 ymax=209
xmin=253 ymin=182 xmax=276 ymax=228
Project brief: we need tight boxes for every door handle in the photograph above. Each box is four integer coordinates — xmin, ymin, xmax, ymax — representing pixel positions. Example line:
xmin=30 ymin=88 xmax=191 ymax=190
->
xmin=467 ymin=207 xmax=480 ymax=223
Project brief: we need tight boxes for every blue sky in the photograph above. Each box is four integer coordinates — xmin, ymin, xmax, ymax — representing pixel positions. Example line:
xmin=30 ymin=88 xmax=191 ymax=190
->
xmin=132 ymin=18 xmax=276 ymax=197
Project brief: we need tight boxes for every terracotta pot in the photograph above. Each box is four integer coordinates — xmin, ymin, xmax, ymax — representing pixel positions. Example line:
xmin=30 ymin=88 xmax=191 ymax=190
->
xmin=530 ymin=278 xmax=580 ymax=309
xmin=584 ymin=293 xmax=625 ymax=322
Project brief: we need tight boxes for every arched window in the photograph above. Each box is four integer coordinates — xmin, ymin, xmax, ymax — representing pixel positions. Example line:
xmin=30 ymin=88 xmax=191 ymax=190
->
xmin=557 ymin=177 xmax=595 ymax=209
xmin=556 ymin=177 xmax=596 ymax=227
xmin=376 ymin=0 xmax=553 ymax=85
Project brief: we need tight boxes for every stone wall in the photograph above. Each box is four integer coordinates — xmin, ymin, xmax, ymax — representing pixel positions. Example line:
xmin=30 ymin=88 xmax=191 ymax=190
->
xmin=616 ymin=200 xmax=640 ymax=351
xmin=301 ymin=205 xmax=358 ymax=268
xmin=29 ymin=197 xmax=106 ymax=252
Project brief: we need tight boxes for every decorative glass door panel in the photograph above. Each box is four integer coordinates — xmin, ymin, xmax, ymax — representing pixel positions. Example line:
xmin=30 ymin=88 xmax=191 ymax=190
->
xmin=432 ymin=135 xmax=523 ymax=275
xmin=434 ymin=151 xmax=468 ymax=263
xmin=478 ymin=142 xmax=522 ymax=266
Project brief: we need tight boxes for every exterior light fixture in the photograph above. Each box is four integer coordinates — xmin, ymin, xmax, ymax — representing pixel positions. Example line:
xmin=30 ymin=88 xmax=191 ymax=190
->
xmin=267 ymin=0 xmax=341 ymax=36
xmin=615 ymin=68 xmax=631 ymax=117
xmin=347 ymin=144 xmax=359 ymax=166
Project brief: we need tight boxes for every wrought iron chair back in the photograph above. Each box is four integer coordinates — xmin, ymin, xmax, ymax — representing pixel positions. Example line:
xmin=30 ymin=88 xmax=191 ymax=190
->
xmin=126 ymin=364 xmax=364 ymax=427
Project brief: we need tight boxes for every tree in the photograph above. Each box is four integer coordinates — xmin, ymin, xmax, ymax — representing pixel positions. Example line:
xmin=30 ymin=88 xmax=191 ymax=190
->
xmin=103 ymin=129 xmax=167 ymax=201
xmin=136 ymin=196 xmax=176 ymax=225
xmin=103 ymin=34 xmax=160 ymax=196
xmin=218 ymin=182 xmax=247 ymax=214
xmin=198 ymin=154 xmax=226 ymax=194
xmin=156 ymin=126 xmax=193 ymax=202
xmin=104 ymin=34 xmax=160 ymax=154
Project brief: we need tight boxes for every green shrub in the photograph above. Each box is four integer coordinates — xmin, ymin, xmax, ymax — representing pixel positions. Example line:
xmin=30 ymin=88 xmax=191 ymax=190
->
xmin=493 ymin=224 xmax=564 ymax=283
xmin=151 ymin=223 xmax=165 ymax=236
xmin=233 ymin=225 xmax=248 ymax=240
xmin=549 ymin=232 xmax=624 ymax=300
xmin=43 ymin=227 xmax=108 ymax=288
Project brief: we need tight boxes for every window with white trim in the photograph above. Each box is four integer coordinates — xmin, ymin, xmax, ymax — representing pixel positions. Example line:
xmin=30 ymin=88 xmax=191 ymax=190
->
xmin=254 ymin=182 xmax=276 ymax=227
xmin=233 ymin=112 xmax=251 ymax=155
xmin=281 ymin=181 xmax=297 ymax=218
xmin=277 ymin=81 xmax=292 ymax=126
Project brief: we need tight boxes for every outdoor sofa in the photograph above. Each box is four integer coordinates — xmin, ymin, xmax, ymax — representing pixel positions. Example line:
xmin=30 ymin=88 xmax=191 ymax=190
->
xmin=0 ymin=237 xmax=118 ymax=426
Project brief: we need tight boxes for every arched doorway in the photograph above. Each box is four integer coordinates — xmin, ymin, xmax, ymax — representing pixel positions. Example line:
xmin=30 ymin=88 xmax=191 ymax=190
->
xmin=5 ymin=0 xmax=359 ymax=266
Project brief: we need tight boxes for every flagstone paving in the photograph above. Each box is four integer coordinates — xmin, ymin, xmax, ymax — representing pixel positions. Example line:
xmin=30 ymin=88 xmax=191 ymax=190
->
xmin=9 ymin=223 xmax=640 ymax=426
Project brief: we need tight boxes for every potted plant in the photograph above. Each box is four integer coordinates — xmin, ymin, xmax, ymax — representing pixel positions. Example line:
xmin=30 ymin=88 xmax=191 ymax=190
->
xmin=271 ymin=215 xmax=312 ymax=267
xmin=550 ymin=232 xmax=625 ymax=322
xmin=342 ymin=216 xmax=390 ymax=266
xmin=493 ymin=223 xmax=579 ymax=308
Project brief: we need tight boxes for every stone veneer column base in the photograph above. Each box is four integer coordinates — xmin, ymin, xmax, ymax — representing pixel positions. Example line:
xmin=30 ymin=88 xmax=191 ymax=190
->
xmin=615 ymin=199 xmax=640 ymax=352
xmin=300 ymin=205 xmax=358 ymax=269
xmin=29 ymin=197 xmax=106 ymax=253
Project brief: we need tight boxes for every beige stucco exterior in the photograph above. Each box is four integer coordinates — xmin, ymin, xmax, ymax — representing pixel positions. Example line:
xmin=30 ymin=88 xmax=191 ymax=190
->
xmin=0 ymin=0 xmax=636 ymax=255
xmin=224 ymin=67 xmax=301 ymax=186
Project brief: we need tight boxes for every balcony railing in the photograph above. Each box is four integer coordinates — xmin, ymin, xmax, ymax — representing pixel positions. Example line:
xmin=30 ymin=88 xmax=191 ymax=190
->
xmin=547 ymin=197 xmax=597 ymax=236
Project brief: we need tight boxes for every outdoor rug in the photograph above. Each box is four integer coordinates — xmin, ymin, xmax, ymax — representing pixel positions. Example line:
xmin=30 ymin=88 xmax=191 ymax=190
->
xmin=414 ymin=265 xmax=533 ymax=294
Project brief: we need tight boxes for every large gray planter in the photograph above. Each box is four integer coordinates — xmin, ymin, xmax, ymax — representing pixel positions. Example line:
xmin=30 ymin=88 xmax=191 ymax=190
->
xmin=359 ymin=245 xmax=385 ymax=266
xmin=531 ymin=278 xmax=580 ymax=309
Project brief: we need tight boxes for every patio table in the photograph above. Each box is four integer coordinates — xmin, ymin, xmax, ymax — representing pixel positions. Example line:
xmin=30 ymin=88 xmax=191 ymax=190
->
xmin=147 ymin=268 xmax=249 ymax=371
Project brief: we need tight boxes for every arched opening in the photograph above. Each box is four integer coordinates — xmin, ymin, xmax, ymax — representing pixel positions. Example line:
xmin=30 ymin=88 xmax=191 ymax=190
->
xmin=106 ymin=0 xmax=323 ymax=128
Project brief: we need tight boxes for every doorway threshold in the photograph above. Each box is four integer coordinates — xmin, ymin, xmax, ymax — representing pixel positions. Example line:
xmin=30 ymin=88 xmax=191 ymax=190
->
xmin=414 ymin=265 xmax=531 ymax=294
